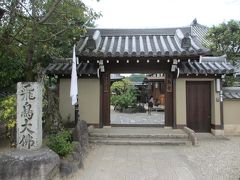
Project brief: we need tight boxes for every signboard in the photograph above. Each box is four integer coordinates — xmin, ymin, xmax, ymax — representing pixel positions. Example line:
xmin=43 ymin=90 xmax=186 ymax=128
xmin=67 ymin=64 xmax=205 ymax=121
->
xmin=17 ymin=82 xmax=42 ymax=150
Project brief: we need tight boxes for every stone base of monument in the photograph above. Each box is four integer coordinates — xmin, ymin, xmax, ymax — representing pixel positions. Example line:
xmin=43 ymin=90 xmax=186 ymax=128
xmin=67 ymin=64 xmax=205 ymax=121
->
xmin=60 ymin=120 xmax=89 ymax=177
xmin=0 ymin=147 xmax=60 ymax=180
xmin=60 ymin=141 xmax=83 ymax=176
xmin=73 ymin=120 xmax=89 ymax=154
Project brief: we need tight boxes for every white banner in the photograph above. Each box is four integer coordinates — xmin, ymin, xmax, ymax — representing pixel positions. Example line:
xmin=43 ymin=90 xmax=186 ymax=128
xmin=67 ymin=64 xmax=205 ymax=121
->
xmin=70 ymin=45 xmax=78 ymax=105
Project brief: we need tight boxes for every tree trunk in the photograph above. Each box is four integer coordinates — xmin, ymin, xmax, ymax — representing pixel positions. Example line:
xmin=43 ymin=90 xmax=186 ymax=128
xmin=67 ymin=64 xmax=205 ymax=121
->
xmin=26 ymin=0 xmax=37 ymax=81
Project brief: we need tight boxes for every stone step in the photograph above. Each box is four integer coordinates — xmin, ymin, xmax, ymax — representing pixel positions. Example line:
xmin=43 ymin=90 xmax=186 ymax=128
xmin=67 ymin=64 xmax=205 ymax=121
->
xmin=89 ymin=133 xmax=188 ymax=139
xmin=89 ymin=138 xmax=190 ymax=146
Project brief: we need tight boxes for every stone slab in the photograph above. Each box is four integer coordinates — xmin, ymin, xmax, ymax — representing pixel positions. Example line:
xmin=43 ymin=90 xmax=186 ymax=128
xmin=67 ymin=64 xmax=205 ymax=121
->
xmin=211 ymin=129 xmax=225 ymax=136
xmin=111 ymin=107 xmax=164 ymax=125
xmin=0 ymin=148 xmax=60 ymax=180
xmin=17 ymin=82 xmax=42 ymax=150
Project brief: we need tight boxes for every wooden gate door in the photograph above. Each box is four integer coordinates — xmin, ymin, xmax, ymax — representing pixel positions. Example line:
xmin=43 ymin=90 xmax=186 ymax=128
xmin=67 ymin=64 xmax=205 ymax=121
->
xmin=186 ymin=81 xmax=211 ymax=132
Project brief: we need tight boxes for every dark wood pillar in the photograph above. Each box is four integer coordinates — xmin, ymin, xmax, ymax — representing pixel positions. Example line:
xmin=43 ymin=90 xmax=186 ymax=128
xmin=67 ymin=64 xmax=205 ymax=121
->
xmin=172 ymin=78 xmax=176 ymax=128
xmin=220 ymin=79 xmax=224 ymax=129
xmin=99 ymin=75 xmax=103 ymax=128
xmin=101 ymin=71 xmax=110 ymax=126
xmin=165 ymin=74 xmax=173 ymax=127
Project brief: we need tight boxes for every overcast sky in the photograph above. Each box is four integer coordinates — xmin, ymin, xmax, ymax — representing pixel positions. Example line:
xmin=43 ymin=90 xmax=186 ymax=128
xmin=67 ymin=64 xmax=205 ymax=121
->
xmin=83 ymin=0 xmax=240 ymax=28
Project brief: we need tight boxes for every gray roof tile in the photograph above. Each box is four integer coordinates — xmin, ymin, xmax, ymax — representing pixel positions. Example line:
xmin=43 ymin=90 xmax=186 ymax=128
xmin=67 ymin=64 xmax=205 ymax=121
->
xmin=77 ymin=26 xmax=210 ymax=57
xmin=45 ymin=62 xmax=98 ymax=76
xmin=191 ymin=20 xmax=210 ymax=46
xmin=178 ymin=56 xmax=236 ymax=75
xmin=223 ymin=87 xmax=240 ymax=99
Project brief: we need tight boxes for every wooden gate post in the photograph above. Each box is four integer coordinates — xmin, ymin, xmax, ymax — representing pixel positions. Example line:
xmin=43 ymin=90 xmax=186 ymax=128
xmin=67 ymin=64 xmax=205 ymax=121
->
xmin=165 ymin=74 xmax=174 ymax=127
xmin=101 ymin=71 xmax=110 ymax=126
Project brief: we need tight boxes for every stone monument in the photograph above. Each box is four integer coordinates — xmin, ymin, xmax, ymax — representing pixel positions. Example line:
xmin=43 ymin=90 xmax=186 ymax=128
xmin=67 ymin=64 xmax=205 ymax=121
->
xmin=0 ymin=82 xmax=60 ymax=180
xmin=17 ymin=82 xmax=42 ymax=150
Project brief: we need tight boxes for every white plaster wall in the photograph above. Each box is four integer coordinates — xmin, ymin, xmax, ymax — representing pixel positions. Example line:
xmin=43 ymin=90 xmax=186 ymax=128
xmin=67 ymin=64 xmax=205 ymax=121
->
xmin=59 ymin=78 xmax=100 ymax=124
xmin=224 ymin=100 xmax=240 ymax=135
xmin=176 ymin=79 xmax=186 ymax=125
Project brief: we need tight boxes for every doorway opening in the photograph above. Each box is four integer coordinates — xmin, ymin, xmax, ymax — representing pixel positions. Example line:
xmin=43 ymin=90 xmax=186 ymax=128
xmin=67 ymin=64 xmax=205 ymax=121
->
xmin=110 ymin=73 xmax=166 ymax=126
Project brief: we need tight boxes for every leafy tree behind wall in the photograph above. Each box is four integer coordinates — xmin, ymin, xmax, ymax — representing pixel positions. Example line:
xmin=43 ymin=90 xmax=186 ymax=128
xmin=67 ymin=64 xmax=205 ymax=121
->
xmin=0 ymin=0 xmax=100 ymax=90
xmin=111 ymin=79 xmax=138 ymax=110
xmin=206 ymin=20 xmax=240 ymax=86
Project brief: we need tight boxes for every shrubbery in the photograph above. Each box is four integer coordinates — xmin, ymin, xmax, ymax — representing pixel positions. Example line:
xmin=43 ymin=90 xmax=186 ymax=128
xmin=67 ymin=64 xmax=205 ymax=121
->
xmin=0 ymin=95 xmax=16 ymax=144
xmin=111 ymin=79 xmax=138 ymax=111
xmin=0 ymin=95 xmax=16 ymax=128
xmin=111 ymin=90 xmax=137 ymax=109
xmin=47 ymin=130 xmax=73 ymax=157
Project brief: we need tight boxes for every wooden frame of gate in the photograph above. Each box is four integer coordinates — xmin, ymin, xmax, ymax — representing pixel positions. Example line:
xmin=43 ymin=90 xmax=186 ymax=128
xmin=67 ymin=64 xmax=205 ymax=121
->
xmin=99 ymin=59 xmax=175 ymax=128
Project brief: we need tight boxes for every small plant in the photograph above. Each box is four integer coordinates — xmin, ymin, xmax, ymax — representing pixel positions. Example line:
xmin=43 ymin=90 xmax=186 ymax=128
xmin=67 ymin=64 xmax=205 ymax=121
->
xmin=0 ymin=95 xmax=16 ymax=145
xmin=111 ymin=79 xmax=138 ymax=110
xmin=47 ymin=130 xmax=73 ymax=157
xmin=0 ymin=95 xmax=16 ymax=128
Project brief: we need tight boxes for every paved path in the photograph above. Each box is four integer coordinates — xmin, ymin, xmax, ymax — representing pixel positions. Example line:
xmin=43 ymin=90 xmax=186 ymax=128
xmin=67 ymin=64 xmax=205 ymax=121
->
xmin=90 ymin=127 xmax=186 ymax=136
xmin=69 ymin=135 xmax=240 ymax=180
xmin=71 ymin=145 xmax=201 ymax=180
xmin=111 ymin=110 xmax=164 ymax=125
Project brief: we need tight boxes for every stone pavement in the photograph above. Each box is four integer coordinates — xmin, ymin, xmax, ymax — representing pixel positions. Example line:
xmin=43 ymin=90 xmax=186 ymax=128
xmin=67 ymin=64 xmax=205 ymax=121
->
xmin=90 ymin=127 xmax=187 ymax=136
xmin=70 ymin=145 xmax=201 ymax=180
xmin=89 ymin=127 xmax=190 ymax=146
xmin=69 ymin=135 xmax=240 ymax=180
xmin=111 ymin=109 xmax=164 ymax=125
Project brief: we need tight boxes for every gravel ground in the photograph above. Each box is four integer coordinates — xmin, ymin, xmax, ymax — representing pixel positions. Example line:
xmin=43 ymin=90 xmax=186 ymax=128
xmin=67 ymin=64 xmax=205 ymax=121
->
xmin=181 ymin=135 xmax=240 ymax=180
xmin=1 ymin=135 xmax=240 ymax=180
xmin=111 ymin=109 xmax=165 ymax=125
xmin=69 ymin=135 xmax=240 ymax=180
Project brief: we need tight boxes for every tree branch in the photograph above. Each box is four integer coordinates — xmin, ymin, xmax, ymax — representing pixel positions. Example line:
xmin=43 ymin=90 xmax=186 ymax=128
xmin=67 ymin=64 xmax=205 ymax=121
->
xmin=12 ymin=22 xmax=28 ymax=39
xmin=42 ymin=22 xmax=57 ymax=25
xmin=18 ymin=1 xmax=33 ymax=18
xmin=11 ymin=36 xmax=27 ymax=46
xmin=37 ymin=27 xmax=69 ymax=42
xmin=236 ymin=46 xmax=240 ymax=53
xmin=39 ymin=0 xmax=62 ymax=24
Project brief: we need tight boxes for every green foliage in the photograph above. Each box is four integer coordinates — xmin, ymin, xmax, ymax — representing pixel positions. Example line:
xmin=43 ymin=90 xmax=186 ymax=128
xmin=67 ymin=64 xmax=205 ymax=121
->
xmin=0 ymin=48 xmax=25 ymax=90
xmin=0 ymin=95 xmax=16 ymax=129
xmin=111 ymin=79 xmax=131 ymax=95
xmin=111 ymin=90 xmax=137 ymax=109
xmin=47 ymin=130 xmax=73 ymax=157
xmin=111 ymin=79 xmax=138 ymax=109
xmin=225 ymin=76 xmax=236 ymax=87
xmin=206 ymin=20 xmax=240 ymax=63
xmin=0 ymin=0 xmax=100 ymax=87
xmin=206 ymin=20 xmax=240 ymax=86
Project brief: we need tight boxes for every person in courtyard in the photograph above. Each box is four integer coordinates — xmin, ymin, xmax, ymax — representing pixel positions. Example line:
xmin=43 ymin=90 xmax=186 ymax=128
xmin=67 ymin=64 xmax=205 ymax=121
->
xmin=148 ymin=96 xmax=154 ymax=115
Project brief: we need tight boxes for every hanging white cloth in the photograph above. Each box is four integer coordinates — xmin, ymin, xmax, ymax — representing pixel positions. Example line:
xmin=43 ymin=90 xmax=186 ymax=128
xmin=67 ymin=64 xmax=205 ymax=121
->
xmin=70 ymin=45 xmax=78 ymax=105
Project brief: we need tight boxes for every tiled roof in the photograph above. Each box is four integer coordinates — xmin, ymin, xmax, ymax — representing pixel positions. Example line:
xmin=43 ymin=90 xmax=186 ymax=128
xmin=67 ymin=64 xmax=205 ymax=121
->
xmin=191 ymin=19 xmax=209 ymax=46
xmin=45 ymin=56 xmax=236 ymax=76
xmin=223 ymin=87 xmax=240 ymax=99
xmin=76 ymin=26 xmax=209 ymax=58
xmin=143 ymin=76 xmax=165 ymax=82
xmin=236 ymin=60 xmax=240 ymax=77
xmin=45 ymin=62 xmax=98 ymax=76
xmin=178 ymin=56 xmax=236 ymax=75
